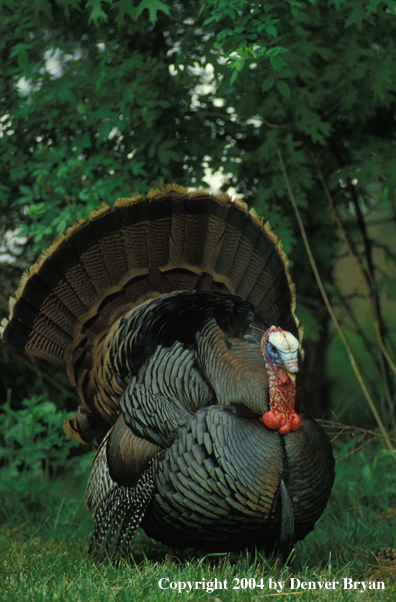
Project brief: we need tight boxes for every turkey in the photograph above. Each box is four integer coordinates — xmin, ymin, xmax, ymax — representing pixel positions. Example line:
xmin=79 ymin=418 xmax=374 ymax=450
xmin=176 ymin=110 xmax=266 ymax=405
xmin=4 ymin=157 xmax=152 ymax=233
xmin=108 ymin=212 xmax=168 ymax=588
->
xmin=1 ymin=186 xmax=335 ymax=559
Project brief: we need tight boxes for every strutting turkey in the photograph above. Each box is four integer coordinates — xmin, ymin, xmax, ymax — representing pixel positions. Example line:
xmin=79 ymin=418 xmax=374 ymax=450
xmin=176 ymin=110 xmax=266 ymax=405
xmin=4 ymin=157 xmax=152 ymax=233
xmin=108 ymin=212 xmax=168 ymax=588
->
xmin=1 ymin=186 xmax=335 ymax=559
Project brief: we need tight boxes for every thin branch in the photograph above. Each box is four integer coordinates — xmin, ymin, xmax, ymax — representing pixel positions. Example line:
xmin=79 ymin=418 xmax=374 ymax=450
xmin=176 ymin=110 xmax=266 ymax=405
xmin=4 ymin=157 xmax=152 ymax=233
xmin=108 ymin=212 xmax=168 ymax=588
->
xmin=204 ymin=111 xmax=289 ymax=128
xmin=336 ymin=436 xmax=376 ymax=462
xmin=332 ymin=286 xmax=395 ymax=430
xmin=333 ymin=286 xmax=381 ymax=372
xmin=278 ymin=150 xmax=395 ymax=455
xmin=312 ymin=164 xmax=396 ymax=430
xmin=366 ymin=218 xmax=396 ymax=226
xmin=318 ymin=417 xmax=396 ymax=462
xmin=390 ymin=188 xmax=396 ymax=238
xmin=319 ymin=418 xmax=396 ymax=443
xmin=311 ymin=154 xmax=396 ymax=381
xmin=262 ymin=119 xmax=288 ymax=129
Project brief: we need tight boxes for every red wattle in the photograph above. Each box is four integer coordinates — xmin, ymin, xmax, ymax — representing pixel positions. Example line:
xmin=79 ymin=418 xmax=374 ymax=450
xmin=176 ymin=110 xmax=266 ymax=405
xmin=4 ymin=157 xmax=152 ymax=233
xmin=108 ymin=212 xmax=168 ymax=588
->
xmin=279 ymin=423 xmax=291 ymax=435
xmin=291 ymin=413 xmax=300 ymax=431
xmin=262 ymin=410 xmax=301 ymax=434
xmin=262 ymin=410 xmax=283 ymax=430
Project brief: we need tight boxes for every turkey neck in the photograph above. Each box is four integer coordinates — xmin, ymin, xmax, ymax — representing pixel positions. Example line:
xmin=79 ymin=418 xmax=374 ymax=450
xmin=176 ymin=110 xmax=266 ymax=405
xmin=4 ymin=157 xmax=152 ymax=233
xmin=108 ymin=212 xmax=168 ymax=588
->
xmin=264 ymin=358 xmax=299 ymax=435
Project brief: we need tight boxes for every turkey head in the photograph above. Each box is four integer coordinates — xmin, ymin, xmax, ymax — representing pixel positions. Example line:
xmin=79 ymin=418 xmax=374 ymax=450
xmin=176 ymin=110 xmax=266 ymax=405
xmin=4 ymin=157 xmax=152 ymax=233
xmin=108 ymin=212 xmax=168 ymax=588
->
xmin=261 ymin=326 xmax=301 ymax=435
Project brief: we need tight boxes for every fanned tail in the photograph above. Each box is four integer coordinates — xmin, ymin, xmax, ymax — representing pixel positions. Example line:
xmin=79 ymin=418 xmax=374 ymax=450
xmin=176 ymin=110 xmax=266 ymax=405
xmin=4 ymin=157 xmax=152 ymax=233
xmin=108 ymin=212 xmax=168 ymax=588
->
xmin=1 ymin=186 xmax=300 ymax=441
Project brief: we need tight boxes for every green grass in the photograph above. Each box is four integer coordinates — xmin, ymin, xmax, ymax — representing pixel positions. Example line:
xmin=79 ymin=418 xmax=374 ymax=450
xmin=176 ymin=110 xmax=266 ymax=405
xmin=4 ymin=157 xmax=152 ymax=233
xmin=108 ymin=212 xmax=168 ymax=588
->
xmin=1 ymin=440 xmax=396 ymax=601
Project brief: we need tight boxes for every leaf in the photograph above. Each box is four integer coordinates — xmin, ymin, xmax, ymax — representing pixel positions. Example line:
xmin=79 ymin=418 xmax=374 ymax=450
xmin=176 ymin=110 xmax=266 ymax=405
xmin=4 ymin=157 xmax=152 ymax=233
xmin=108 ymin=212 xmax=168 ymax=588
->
xmin=16 ymin=223 xmax=29 ymax=239
xmin=86 ymin=0 xmax=108 ymax=26
xmin=276 ymin=79 xmax=290 ymax=99
xmin=28 ymin=202 xmax=46 ymax=217
xmin=158 ymin=139 xmax=177 ymax=164
xmin=130 ymin=160 xmax=147 ymax=176
xmin=56 ymin=218 xmax=68 ymax=233
xmin=269 ymin=55 xmax=287 ymax=71
xmin=78 ymin=188 xmax=92 ymax=201
xmin=202 ymin=15 xmax=218 ymax=26
xmin=113 ymin=0 xmax=137 ymax=24
xmin=230 ymin=68 xmax=239 ymax=85
xmin=262 ymin=75 xmax=275 ymax=91
xmin=10 ymin=44 xmax=29 ymax=70
xmin=19 ymin=185 xmax=33 ymax=199
xmin=344 ymin=1 xmax=364 ymax=31
xmin=365 ymin=0 xmax=383 ymax=15
xmin=32 ymin=0 xmax=52 ymax=19
xmin=13 ymin=185 xmax=33 ymax=206
xmin=266 ymin=25 xmax=277 ymax=37
xmin=278 ymin=69 xmax=292 ymax=78
xmin=266 ymin=46 xmax=286 ymax=57
xmin=296 ymin=109 xmax=331 ymax=144
xmin=135 ymin=0 xmax=171 ymax=24
xmin=97 ymin=121 xmax=113 ymax=141
xmin=372 ymin=68 xmax=392 ymax=101
xmin=59 ymin=0 xmax=82 ymax=19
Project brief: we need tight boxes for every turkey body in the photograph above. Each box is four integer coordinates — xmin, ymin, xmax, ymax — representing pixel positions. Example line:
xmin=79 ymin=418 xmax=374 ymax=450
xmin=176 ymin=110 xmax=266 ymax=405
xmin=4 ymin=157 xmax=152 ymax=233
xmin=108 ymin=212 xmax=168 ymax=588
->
xmin=145 ymin=405 xmax=333 ymax=554
xmin=1 ymin=186 xmax=335 ymax=559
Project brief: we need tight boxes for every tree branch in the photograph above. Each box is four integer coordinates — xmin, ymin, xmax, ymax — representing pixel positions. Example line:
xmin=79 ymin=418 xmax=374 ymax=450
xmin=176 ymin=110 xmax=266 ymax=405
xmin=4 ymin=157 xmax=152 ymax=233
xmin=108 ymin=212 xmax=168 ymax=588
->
xmin=311 ymin=153 xmax=396 ymax=385
xmin=278 ymin=150 xmax=395 ymax=455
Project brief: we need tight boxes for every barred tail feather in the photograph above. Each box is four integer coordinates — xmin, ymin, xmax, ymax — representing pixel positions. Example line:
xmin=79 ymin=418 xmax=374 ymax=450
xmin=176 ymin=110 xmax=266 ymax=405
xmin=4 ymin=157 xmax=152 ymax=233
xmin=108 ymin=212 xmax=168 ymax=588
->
xmin=85 ymin=430 xmax=156 ymax=558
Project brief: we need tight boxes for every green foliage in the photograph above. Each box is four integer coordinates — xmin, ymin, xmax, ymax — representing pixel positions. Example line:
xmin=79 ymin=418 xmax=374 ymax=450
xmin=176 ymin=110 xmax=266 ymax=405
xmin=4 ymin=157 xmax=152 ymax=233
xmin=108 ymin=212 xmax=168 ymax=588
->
xmin=1 ymin=0 xmax=396 ymax=426
xmin=85 ymin=0 xmax=172 ymax=26
xmin=2 ymin=0 xmax=395 ymax=254
xmin=0 ymin=396 xmax=85 ymax=493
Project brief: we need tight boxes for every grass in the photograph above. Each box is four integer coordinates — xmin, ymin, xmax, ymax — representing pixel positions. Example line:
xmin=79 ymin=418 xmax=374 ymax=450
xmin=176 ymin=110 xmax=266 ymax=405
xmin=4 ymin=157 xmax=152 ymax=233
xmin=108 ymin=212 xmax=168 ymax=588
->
xmin=1 ymin=440 xmax=396 ymax=601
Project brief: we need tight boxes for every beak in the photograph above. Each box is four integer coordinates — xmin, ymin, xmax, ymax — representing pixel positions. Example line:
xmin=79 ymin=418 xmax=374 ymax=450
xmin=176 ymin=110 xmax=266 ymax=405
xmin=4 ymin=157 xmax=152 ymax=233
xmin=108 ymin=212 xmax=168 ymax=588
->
xmin=286 ymin=371 xmax=297 ymax=384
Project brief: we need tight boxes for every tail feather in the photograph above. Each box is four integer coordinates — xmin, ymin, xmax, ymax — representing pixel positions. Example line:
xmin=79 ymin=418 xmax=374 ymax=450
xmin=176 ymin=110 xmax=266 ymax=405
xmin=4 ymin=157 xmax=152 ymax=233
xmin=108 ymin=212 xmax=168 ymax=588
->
xmin=68 ymin=218 xmax=114 ymax=294
xmin=114 ymin=196 xmax=150 ymax=275
xmin=89 ymin=205 xmax=130 ymax=285
xmin=169 ymin=191 xmax=211 ymax=268
xmin=51 ymin=226 xmax=103 ymax=310
xmin=214 ymin=201 xmax=247 ymax=281
xmin=2 ymin=185 xmax=299 ymax=401
xmin=278 ymin=478 xmax=295 ymax=562
xmin=85 ymin=425 xmax=158 ymax=558
xmin=228 ymin=211 xmax=263 ymax=291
